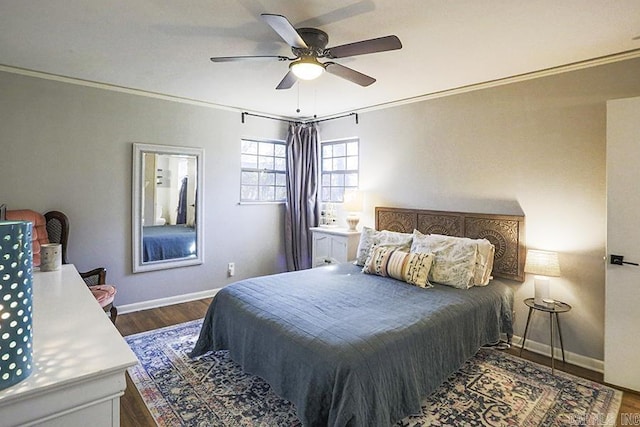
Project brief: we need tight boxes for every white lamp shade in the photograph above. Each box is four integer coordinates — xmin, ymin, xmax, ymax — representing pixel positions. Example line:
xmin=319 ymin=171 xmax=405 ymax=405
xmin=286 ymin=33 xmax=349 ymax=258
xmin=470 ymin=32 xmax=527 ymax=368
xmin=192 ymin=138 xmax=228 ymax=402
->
xmin=525 ymin=249 xmax=560 ymax=306
xmin=290 ymin=59 xmax=324 ymax=80
xmin=524 ymin=250 xmax=560 ymax=277
xmin=343 ymin=190 xmax=363 ymax=212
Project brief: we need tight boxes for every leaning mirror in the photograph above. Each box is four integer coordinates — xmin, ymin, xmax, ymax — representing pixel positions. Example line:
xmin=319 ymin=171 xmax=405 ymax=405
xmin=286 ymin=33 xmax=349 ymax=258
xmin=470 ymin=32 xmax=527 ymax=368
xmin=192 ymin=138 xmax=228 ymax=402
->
xmin=132 ymin=143 xmax=204 ymax=273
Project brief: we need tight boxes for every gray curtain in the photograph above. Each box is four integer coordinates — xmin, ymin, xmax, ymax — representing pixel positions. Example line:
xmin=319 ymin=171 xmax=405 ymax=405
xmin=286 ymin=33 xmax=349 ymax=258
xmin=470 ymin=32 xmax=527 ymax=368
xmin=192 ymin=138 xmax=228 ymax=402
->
xmin=285 ymin=122 xmax=320 ymax=271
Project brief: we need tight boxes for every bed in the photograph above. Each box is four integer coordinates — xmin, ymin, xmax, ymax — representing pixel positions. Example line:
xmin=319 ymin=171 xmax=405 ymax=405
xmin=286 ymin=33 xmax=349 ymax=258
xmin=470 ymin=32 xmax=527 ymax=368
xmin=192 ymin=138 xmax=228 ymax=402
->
xmin=142 ymin=225 xmax=196 ymax=262
xmin=191 ymin=207 xmax=525 ymax=427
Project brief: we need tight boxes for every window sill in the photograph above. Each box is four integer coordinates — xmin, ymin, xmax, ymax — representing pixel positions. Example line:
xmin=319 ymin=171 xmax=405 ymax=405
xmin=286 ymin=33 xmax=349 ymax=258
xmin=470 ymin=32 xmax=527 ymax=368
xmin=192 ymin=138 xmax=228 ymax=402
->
xmin=238 ymin=201 xmax=286 ymax=205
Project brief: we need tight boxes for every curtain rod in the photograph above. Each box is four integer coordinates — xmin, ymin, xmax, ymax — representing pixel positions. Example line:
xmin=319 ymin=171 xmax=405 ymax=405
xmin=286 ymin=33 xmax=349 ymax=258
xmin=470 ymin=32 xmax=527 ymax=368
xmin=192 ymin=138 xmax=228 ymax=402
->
xmin=313 ymin=112 xmax=359 ymax=125
xmin=241 ymin=112 xmax=296 ymax=124
xmin=241 ymin=111 xmax=358 ymax=125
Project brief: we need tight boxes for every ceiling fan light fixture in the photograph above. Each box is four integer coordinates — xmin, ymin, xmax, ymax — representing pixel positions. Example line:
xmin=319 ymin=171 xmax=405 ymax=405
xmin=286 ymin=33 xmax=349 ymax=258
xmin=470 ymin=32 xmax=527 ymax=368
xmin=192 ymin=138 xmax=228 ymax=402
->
xmin=290 ymin=58 xmax=324 ymax=80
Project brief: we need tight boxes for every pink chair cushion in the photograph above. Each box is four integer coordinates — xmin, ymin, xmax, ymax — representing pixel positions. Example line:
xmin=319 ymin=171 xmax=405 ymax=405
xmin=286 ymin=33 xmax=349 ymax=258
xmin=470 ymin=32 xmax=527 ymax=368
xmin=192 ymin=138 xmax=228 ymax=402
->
xmin=89 ymin=284 xmax=117 ymax=308
xmin=6 ymin=209 xmax=50 ymax=267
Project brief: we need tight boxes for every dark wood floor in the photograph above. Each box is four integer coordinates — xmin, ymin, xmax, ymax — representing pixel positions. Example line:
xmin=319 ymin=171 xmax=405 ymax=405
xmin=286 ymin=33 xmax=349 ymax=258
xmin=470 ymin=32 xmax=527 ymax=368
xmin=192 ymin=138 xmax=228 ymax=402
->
xmin=117 ymin=298 xmax=639 ymax=427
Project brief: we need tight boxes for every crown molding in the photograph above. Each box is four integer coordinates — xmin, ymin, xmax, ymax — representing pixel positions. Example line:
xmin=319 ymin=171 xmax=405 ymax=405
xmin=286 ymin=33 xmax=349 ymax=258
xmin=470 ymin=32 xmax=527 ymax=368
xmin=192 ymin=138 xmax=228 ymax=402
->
xmin=3 ymin=48 xmax=640 ymax=121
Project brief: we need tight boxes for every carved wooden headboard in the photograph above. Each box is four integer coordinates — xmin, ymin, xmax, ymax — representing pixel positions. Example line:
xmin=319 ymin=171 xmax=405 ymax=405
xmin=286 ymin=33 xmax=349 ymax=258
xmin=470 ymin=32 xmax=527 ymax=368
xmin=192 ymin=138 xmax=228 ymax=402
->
xmin=375 ymin=207 xmax=526 ymax=282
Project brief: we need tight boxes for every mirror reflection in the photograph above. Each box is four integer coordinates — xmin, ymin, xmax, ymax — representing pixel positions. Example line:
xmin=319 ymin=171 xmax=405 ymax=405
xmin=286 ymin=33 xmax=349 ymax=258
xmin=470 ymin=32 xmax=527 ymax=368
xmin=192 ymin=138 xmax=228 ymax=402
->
xmin=133 ymin=143 xmax=204 ymax=273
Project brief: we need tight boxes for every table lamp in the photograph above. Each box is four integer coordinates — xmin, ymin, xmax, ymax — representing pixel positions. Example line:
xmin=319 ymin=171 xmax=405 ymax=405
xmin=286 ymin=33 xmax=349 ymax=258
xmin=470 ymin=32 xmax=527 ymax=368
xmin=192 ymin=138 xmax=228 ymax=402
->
xmin=343 ymin=190 xmax=363 ymax=231
xmin=524 ymin=249 xmax=561 ymax=306
xmin=0 ymin=220 xmax=34 ymax=391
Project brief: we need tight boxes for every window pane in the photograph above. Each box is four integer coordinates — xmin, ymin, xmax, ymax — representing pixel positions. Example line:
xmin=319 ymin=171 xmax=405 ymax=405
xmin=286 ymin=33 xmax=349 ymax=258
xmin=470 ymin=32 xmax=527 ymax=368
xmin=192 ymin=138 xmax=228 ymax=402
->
xmin=276 ymin=173 xmax=286 ymax=186
xmin=322 ymin=173 xmax=331 ymax=186
xmin=322 ymin=144 xmax=332 ymax=158
xmin=258 ymin=156 xmax=274 ymax=170
xmin=241 ymin=154 xmax=257 ymax=169
xmin=274 ymin=144 xmax=286 ymax=157
xmin=347 ymin=141 xmax=358 ymax=156
xmin=332 ymin=143 xmax=346 ymax=157
xmin=345 ymin=173 xmax=358 ymax=187
xmin=274 ymin=157 xmax=286 ymax=171
xmin=261 ymin=185 xmax=275 ymax=201
xmin=241 ymin=185 xmax=258 ymax=201
xmin=241 ymin=140 xmax=258 ymax=155
xmin=333 ymin=157 xmax=346 ymax=171
xmin=323 ymin=158 xmax=333 ymax=172
xmin=331 ymin=173 xmax=344 ymax=186
xmin=241 ymin=171 xmax=259 ymax=185
xmin=346 ymin=156 xmax=358 ymax=170
xmin=331 ymin=187 xmax=344 ymax=202
xmin=322 ymin=187 xmax=331 ymax=201
xmin=259 ymin=142 xmax=274 ymax=156
xmin=275 ymin=186 xmax=287 ymax=201
xmin=260 ymin=172 xmax=275 ymax=185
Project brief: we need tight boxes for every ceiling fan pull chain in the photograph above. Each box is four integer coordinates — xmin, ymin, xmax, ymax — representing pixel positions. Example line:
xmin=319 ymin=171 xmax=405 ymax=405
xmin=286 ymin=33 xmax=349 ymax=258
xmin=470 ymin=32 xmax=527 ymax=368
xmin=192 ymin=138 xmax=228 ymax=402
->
xmin=296 ymin=84 xmax=301 ymax=114
xmin=313 ymin=85 xmax=317 ymax=118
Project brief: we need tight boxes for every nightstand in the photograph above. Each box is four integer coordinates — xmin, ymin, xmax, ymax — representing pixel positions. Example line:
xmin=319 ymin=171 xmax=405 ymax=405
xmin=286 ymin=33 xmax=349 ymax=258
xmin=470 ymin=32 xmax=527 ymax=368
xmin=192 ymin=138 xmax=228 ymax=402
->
xmin=310 ymin=227 xmax=361 ymax=267
xmin=519 ymin=297 xmax=572 ymax=374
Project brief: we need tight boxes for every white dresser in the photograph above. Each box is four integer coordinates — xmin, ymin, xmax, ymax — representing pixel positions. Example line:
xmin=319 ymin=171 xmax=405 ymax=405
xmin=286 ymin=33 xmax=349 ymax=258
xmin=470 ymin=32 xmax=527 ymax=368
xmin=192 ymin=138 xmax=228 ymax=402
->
xmin=310 ymin=227 xmax=361 ymax=267
xmin=0 ymin=265 xmax=137 ymax=427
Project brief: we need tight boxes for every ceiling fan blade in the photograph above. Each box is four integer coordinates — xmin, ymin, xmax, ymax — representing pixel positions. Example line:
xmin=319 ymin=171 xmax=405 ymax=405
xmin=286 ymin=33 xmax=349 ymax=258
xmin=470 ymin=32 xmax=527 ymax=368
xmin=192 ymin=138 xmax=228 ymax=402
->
xmin=276 ymin=70 xmax=298 ymax=90
xmin=326 ymin=35 xmax=402 ymax=58
xmin=261 ymin=14 xmax=308 ymax=49
xmin=324 ymin=62 xmax=375 ymax=87
xmin=211 ymin=55 xmax=291 ymax=62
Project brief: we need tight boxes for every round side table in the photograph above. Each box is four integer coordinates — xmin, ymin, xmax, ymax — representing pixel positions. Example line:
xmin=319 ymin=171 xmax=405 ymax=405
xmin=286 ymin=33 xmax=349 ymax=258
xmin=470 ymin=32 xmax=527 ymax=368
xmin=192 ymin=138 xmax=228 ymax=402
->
xmin=519 ymin=297 xmax=572 ymax=375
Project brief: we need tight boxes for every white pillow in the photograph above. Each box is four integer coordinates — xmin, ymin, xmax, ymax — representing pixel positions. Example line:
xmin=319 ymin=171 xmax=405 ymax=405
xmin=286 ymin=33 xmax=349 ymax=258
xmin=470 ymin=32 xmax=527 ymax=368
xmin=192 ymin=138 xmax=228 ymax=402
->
xmin=410 ymin=231 xmax=481 ymax=289
xmin=354 ymin=227 xmax=413 ymax=266
xmin=428 ymin=233 xmax=495 ymax=286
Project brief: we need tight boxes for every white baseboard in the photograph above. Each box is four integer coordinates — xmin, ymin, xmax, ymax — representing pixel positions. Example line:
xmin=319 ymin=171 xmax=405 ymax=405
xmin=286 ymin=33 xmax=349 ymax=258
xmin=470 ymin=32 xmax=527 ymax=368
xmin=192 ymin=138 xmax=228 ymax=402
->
xmin=118 ymin=288 xmax=220 ymax=315
xmin=512 ymin=334 xmax=604 ymax=374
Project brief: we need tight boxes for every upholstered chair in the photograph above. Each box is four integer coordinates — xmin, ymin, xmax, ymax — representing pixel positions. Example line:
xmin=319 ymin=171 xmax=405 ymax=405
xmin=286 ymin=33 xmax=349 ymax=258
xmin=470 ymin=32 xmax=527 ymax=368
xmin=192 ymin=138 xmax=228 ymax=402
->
xmin=5 ymin=209 xmax=49 ymax=266
xmin=44 ymin=210 xmax=118 ymax=324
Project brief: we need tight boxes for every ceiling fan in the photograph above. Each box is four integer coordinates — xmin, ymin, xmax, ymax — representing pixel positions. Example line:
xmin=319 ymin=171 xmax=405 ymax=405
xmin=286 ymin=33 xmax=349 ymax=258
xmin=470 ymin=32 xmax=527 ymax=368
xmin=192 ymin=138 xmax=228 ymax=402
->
xmin=211 ymin=14 xmax=402 ymax=90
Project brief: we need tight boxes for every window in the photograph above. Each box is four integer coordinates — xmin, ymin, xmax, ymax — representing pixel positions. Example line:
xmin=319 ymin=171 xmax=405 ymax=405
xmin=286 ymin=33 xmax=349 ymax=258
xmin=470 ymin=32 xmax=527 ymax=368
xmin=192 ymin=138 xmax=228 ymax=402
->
xmin=240 ymin=139 xmax=287 ymax=202
xmin=321 ymin=138 xmax=359 ymax=202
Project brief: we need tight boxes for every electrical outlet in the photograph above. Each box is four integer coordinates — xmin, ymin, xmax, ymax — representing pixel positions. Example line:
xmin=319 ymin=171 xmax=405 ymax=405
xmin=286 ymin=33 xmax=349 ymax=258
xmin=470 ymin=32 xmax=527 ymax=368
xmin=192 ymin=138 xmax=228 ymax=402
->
xmin=227 ymin=262 xmax=235 ymax=277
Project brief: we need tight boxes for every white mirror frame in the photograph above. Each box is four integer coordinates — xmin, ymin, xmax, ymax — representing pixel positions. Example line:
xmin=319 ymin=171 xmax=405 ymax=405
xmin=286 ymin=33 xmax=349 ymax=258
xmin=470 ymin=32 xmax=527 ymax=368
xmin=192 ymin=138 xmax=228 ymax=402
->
xmin=132 ymin=143 xmax=204 ymax=273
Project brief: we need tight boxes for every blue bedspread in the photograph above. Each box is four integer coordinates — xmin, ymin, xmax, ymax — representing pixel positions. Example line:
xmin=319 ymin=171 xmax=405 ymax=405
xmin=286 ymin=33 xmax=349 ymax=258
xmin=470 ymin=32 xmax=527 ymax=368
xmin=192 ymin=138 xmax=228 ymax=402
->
xmin=142 ymin=225 xmax=196 ymax=262
xmin=191 ymin=262 xmax=513 ymax=427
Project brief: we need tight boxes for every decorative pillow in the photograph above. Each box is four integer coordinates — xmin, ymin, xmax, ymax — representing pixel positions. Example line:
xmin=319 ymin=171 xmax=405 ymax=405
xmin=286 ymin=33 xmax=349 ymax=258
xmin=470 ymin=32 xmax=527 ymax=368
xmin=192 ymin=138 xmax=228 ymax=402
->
xmin=410 ymin=231 xmax=478 ymax=289
xmin=362 ymin=246 xmax=434 ymax=288
xmin=355 ymin=227 xmax=379 ymax=266
xmin=378 ymin=230 xmax=413 ymax=249
xmin=411 ymin=230 xmax=495 ymax=287
xmin=354 ymin=227 xmax=413 ymax=266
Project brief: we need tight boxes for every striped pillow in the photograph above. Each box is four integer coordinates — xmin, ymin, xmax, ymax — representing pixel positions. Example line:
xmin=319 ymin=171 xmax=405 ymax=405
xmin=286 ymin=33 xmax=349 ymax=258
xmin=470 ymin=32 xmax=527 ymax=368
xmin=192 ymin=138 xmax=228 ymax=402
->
xmin=362 ymin=246 xmax=434 ymax=288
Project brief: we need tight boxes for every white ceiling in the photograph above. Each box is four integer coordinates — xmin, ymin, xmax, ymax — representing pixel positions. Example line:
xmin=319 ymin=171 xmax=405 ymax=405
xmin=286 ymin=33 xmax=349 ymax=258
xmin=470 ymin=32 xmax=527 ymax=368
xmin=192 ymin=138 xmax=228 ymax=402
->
xmin=1 ymin=1 xmax=639 ymax=119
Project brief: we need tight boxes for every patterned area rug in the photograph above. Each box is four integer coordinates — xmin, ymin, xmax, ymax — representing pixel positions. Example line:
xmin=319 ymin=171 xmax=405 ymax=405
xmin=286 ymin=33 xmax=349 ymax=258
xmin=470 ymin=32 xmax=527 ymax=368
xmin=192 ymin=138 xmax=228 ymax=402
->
xmin=125 ymin=320 xmax=622 ymax=426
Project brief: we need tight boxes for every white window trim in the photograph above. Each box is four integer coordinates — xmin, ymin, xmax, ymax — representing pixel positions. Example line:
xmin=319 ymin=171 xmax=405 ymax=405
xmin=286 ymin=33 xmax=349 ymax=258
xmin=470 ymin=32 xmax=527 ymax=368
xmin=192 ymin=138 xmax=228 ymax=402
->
xmin=320 ymin=137 xmax=360 ymax=203
xmin=240 ymin=137 xmax=287 ymax=203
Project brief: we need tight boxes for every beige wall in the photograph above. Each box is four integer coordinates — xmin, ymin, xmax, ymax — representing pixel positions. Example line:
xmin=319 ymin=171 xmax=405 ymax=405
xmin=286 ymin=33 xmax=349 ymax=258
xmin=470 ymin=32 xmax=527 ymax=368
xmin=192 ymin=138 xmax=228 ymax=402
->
xmin=0 ymin=70 xmax=288 ymax=307
xmin=320 ymin=57 xmax=640 ymax=361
